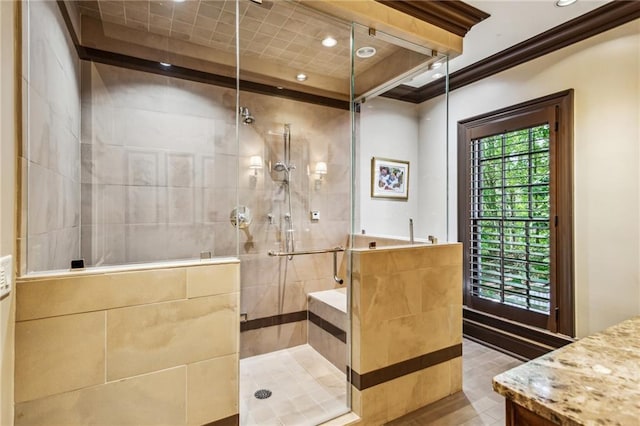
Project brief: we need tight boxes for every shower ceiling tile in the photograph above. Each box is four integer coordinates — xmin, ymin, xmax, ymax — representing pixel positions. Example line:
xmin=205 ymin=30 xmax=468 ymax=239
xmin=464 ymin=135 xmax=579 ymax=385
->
xmin=127 ymin=19 xmax=149 ymax=32
xmin=124 ymin=8 xmax=148 ymax=23
xmin=149 ymin=26 xmax=170 ymax=37
xmin=171 ymin=19 xmax=195 ymax=35
xmin=171 ymin=31 xmax=192 ymax=41
xmin=198 ymin=3 xmax=222 ymax=20
xmin=150 ymin=13 xmax=171 ymax=29
xmin=192 ymin=27 xmax=213 ymax=41
xmin=125 ymin=2 xmax=149 ymax=12
xmin=81 ymin=0 xmax=100 ymax=11
xmin=81 ymin=0 xmax=426 ymax=97
xmin=98 ymin=0 xmax=125 ymax=17
xmin=149 ymin=2 xmax=174 ymax=18
xmin=100 ymin=12 xmax=126 ymax=26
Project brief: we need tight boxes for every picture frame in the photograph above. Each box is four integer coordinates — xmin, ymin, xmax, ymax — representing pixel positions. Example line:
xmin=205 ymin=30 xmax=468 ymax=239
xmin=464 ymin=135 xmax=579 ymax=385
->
xmin=371 ymin=157 xmax=409 ymax=200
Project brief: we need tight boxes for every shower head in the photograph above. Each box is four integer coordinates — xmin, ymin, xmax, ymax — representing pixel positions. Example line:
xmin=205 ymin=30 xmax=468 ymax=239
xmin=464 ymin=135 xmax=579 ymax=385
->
xmin=273 ymin=162 xmax=287 ymax=172
xmin=239 ymin=107 xmax=255 ymax=125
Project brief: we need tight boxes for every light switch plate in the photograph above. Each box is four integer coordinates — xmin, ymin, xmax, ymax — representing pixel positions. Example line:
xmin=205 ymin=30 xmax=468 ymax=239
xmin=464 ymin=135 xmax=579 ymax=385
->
xmin=310 ymin=210 xmax=320 ymax=221
xmin=0 ymin=255 xmax=12 ymax=299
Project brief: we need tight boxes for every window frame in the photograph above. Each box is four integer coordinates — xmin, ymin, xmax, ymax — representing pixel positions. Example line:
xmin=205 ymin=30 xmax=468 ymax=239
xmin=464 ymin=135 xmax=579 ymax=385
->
xmin=458 ymin=90 xmax=574 ymax=336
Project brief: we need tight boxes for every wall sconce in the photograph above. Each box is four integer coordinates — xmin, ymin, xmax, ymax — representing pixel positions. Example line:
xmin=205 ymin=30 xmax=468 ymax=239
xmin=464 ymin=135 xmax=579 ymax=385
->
xmin=249 ymin=155 xmax=262 ymax=188
xmin=314 ymin=161 xmax=327 ymax=190
xmin=249 ymin=155 xmax=263 ymax=176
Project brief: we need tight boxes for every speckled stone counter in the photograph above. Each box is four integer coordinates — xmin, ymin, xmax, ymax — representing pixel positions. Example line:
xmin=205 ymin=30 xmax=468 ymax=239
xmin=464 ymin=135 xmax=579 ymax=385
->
xmin=493 ymin=316 xmax=640 ymax=425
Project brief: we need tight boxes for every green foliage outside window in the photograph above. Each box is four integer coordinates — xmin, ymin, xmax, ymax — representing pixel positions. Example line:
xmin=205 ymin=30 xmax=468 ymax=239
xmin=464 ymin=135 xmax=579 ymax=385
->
xmin=470 ymin=124 xmax=551 ymax=313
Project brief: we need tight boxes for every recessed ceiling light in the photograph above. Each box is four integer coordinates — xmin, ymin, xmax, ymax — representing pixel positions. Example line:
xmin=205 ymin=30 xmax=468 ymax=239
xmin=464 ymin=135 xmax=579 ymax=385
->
xmin=356 ymin=46 xmax=376 ymax=58
xmin=431 ymin=62 xmax=442 ymax=70
xmin=173 ymin=0 xmax=186 ymax=3
xmin=322 ymin=37 xmax=337 ymax=48
xmin=555 ymin=0 xmax=577 ymax=7
xmin=432 ymin=73 xmax=443 ymax=79
xmin=296 ymin=73 xmax=307 ymax=82
xmin=160 ymin=62 xmax=172 ymax=67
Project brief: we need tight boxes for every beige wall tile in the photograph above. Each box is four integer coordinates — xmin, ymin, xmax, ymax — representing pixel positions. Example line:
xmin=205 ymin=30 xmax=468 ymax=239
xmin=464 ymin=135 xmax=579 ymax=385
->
xmin=421 ymin=265 xmax=462 ymax=312
xmin=419 ymin=244 xmax=462 ymax=268
xmin=187 ymin=354 xmax=238 ymax=425
xmin=359 ymin=270 xmax=421 ymax=325
xmin=15 ymin=367 xmax=186 ymax=426
xmin=309 ymin=296 xmax=348 ymax=331
xmin=351 ymin=273 xmax=362 ymax=320
xmin=385 ymin=314 xmax=426 ymax=366
xmin=186 ymin=262 xmax=239 ymax=298
xmin=357 ymin=251 xmax=393 ymax=276
xmin=421 ymin=307 xmax=461 ymax=352
xmin=357 ymin=362 xmax=457 ymax=424
xmin=351 ymin=386 xmax=362 ymax=419
xmin=388 ymin=249 xmax=424 ymax=272
xmin=308 ymin=321 xmax=347 ymax=373
xmin=351 ymin=315 xmax=362 ymax=373
xmin=240 ymin=321 xmax=306 ymax=358
xmin=358 ymin=382 xmax=388 ymax=425
xmin=358 ymin=319 xmax=389 ymax=374
xmin=241 ymin=282 xmax=306 ymax=319
xmin=17 ymin=268 xmax=187 ymax=321
xmin=107 ymin=293 xmax=238 ymax=380
xmin=419 ymin=361 xmax=454 ymax=407
xmin=385 ymin=368 xmax=423 ymax=421
xmin=15 ymin=312 xmax=105 ymax=403
xmin=450 ymin=356 xmax=463 ymax=393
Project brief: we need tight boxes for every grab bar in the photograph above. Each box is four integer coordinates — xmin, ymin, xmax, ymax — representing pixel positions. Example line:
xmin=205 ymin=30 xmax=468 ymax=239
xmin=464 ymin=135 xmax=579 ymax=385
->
xmin=267 ymin=246 xmax=345 ymax=257
xmin=268 ymin=246 xmax=345 ymax=284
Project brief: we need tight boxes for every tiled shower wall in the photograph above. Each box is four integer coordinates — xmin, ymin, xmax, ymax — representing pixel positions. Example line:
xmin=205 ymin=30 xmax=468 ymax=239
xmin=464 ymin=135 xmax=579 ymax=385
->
xmin=80 ymin=63 xmax=351 ymax=355
xmin=22 ymin=0 xmax=81 ymax=273
xmin=80 ymin=62 xmax=236 ymax=265
xmin=237 ymin=91 xmax=351 ymax=357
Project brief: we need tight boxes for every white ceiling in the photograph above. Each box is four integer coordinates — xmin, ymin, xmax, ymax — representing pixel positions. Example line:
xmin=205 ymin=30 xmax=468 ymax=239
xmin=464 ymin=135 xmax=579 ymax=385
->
xmin=405 ymin=0 xmax=611 ymax=88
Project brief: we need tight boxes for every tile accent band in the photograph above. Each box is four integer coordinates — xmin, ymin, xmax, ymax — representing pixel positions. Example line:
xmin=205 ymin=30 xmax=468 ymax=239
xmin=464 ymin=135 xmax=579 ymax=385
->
xmin=308 ymin=311 xmax=347 ymax=344
xmin=202 ymin=413 xmax=239 ymax=426
xmin=240 ymin=311 xmax=307 ymax=332
xmin=349 ymin=344 xmax=462 ymax=391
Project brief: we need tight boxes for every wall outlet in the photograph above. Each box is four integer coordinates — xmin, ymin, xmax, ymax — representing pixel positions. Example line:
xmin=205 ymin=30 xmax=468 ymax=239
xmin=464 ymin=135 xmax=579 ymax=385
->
xmin=0 ymin=255 xmax=12 ymax=299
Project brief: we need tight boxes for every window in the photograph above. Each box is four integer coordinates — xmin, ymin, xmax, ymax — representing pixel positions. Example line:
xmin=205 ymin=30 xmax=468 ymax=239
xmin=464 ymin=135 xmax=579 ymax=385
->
xmin=458 ymin=91 xmax=574 ymax=336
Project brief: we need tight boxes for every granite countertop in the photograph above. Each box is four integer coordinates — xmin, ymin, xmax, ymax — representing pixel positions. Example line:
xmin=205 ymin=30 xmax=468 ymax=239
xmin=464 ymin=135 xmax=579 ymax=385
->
xmin=493 ymin=316 xmax=640 ymax=425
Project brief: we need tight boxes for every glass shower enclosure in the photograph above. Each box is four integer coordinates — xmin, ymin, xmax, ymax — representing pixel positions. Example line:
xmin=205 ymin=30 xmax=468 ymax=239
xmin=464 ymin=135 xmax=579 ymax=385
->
xmin=21 ymin=1 xmax=449 ymax=425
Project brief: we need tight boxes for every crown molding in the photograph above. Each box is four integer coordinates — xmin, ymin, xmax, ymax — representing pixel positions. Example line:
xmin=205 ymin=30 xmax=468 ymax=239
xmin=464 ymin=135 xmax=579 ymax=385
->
xmin=375 ymin=0 xmax=490 ymax=37
xmin=383 ymin=1 xmax=640 ymax=104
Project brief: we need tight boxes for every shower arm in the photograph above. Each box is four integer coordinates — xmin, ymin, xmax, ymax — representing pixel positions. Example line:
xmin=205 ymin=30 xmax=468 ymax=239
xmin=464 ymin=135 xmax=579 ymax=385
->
xmin=267 ymin=246 xmax=345 ymax=284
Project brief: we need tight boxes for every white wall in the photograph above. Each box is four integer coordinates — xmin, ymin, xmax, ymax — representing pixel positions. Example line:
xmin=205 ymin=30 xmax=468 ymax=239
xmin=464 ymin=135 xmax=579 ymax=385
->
xmin=417 ymin=93 xmax=449 ymax=242
xmin=359 ymin=98 xmax=420 ymax=239
xmin=0 ymin=1 xmax=17 ymax=424
xmin=418 ymin=19 xmax=640 ymax=337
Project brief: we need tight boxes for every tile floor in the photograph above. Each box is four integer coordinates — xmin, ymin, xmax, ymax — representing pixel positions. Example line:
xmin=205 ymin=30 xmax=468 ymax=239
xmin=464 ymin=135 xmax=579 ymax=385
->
xmin=240 ymin=339 xmax=522 ymax=426
xmin=240 ymin=344 xmax=349 ymax=426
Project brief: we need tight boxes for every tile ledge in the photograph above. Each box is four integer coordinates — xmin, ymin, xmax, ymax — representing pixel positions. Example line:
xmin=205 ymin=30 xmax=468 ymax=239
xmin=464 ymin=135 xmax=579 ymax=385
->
xmin=350 ymin=242 xmax=460 ymax=253
xmin=18 ymin=257 xmax=240 ymax=281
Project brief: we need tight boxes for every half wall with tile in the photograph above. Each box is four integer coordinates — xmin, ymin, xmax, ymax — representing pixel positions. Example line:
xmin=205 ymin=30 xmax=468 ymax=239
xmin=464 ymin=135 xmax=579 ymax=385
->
xmin=350 ymin=241 xmax=463 ymax=423
xmin=14 ymin=259 xmax=239 ymax=426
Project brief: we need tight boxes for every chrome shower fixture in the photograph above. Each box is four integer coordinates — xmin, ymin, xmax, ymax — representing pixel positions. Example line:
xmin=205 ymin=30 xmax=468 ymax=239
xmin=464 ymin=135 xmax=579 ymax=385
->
xmin=239 ymin=106 xmax=255 ymax=125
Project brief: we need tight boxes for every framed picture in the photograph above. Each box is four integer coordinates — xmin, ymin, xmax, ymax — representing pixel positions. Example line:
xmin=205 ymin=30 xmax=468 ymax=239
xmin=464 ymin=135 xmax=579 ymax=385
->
xmin=371 ymin=157 xmax=409 ymax=200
